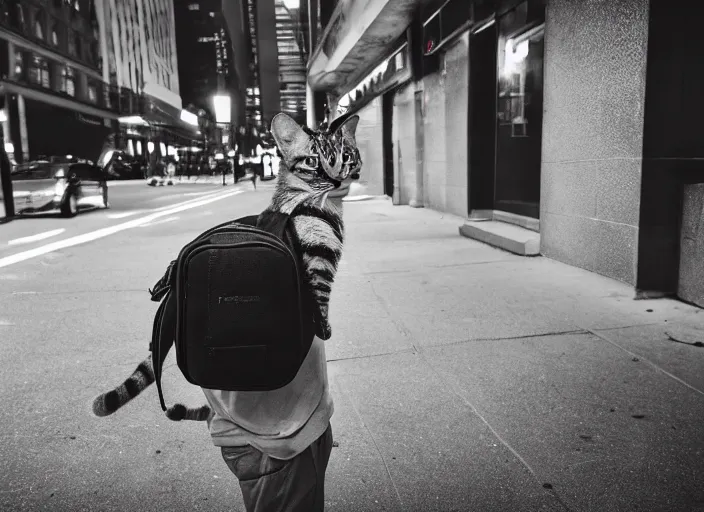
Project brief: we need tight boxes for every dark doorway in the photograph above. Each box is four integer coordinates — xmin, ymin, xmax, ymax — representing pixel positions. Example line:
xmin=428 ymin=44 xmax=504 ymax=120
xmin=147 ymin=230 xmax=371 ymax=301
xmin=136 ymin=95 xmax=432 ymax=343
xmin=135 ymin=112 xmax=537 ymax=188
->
xmin=468 ymin=21 xmax=498 ymax=213
xmin=382 ymin=91 xmax=394 ymax=197
xmin=494 ymin=14 xmax=545 ymax=219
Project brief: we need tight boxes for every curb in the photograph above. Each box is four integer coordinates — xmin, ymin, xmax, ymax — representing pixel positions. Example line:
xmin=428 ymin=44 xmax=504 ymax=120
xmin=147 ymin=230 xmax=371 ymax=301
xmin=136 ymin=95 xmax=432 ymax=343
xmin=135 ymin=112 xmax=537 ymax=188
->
xmin=342 ymin=194 xmax=390 ymax=202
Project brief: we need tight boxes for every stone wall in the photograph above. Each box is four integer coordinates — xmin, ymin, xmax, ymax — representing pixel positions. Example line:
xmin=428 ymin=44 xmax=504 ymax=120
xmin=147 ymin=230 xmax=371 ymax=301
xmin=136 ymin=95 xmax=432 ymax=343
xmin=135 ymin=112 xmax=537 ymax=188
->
xmin=539 ymin=0 xmax=650 ymax=285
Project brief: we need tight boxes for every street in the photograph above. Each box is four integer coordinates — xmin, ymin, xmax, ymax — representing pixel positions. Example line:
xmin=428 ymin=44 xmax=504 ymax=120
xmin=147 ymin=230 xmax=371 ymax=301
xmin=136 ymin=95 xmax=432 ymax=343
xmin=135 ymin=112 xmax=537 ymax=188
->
xmin=1 ymin=180 xmax=704 ymax=512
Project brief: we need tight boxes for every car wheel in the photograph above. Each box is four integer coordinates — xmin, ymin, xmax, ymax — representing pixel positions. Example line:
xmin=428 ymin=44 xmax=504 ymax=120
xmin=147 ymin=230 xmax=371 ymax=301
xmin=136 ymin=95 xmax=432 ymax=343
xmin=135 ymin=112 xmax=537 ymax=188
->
xmin=101 ymin=184 xmax=109 ymax=209
xmin=61 ymin=192 xmax=78 ymax=218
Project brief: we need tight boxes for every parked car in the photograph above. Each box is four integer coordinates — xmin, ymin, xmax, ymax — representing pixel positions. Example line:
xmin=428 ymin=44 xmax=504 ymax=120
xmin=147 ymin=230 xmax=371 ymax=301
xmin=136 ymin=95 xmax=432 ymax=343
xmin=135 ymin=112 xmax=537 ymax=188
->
xmin=8 ymin=160 xmax=109 ymax=217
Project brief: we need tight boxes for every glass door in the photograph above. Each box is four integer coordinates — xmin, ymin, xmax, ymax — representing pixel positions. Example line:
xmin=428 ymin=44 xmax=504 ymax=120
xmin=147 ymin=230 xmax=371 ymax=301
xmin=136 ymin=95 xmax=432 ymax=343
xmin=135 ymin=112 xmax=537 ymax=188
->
xmin=494 ymin=2 xmax=545 ymax=219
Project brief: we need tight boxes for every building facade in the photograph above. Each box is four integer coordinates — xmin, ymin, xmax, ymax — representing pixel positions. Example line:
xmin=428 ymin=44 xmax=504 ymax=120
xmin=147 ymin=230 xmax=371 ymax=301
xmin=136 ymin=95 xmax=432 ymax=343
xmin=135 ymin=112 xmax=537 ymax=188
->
xmin=0 ymin=0 xmax=139 ymax=164
xmin=221 ymin=0 xmax=309 ymax=154
xmin=175 ymin=0 xmax=232 ymax=117
xmin=307 ymin=0 xmax=704 ymax=307
xmin=95 ymin=0 xmax=197 ymax=169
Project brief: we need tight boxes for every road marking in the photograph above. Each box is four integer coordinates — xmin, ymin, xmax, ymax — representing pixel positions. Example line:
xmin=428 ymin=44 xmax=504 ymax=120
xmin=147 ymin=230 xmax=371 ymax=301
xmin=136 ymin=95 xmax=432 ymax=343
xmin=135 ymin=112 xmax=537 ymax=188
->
xmin=139 ymin=216 xmax=179 ymax=228
xmin=183 ymin=192 xmax=213 ymax=196
xmin=0 ymin=190 xmax=244 ymax=269
xmin=107 ymin=210 xmax=145 ymax=219
xmin=8 ymin=229 xmax=66 ymax=246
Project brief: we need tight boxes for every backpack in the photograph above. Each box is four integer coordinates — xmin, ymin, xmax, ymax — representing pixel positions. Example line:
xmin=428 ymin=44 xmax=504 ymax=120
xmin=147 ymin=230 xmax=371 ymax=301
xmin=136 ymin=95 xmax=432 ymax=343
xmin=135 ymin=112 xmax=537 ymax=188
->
xmin=147 ymin=210 xmax=316 ymax=412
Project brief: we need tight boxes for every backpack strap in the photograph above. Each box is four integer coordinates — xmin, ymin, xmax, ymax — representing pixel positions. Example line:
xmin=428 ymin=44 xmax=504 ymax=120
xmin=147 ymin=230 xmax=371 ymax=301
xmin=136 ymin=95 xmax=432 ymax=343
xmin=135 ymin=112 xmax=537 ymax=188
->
xmin=149 ymin=291 xmax=177 ymax=411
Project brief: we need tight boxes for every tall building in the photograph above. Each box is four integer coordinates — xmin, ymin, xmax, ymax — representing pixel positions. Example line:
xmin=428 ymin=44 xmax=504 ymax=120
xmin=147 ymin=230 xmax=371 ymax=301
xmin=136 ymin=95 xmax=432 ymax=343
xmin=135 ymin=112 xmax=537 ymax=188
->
xmin=95 ymin=0 xmax=198 ymax=166
xmin=220 ymin=0 xmax=308 ymax=153
xmin=174 ymin=0 xmax=232 ymax=117
xmin=307 ymin=0 xmax=704 ymax=307
xmin=0 ymin=0 xmax=139 ymax=164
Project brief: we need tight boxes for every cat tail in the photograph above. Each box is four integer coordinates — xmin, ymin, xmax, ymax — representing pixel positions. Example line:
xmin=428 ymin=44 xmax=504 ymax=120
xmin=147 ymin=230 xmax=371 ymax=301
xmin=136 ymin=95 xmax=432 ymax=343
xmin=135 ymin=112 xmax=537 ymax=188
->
xmin=165 ymin=403 xmax=213 ymax=422
xmin=92 ymin=355 xmax=155 ymax=417
xmin=93 ymin=354 xmax=213 ymax=421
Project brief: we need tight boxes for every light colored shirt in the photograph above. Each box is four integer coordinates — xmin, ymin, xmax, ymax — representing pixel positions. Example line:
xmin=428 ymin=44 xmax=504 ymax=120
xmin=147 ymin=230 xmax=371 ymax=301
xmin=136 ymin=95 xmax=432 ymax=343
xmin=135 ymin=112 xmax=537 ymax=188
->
xmin=201 ymin=336 xmax=333 ymax=461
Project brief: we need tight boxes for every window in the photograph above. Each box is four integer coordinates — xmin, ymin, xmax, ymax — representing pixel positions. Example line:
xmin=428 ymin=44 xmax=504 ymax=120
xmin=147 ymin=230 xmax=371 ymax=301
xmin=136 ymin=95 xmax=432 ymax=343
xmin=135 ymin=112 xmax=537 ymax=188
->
xmin=13 ymin=52 xmax=23 ymax=79
xmin=61 ymin=66 xmax=75 ymax=96
xmin=68 ymin=29 xmax=75 ymax=55
xmin=12 ymin=3 xmax=24 ymax=29
xmin=75 ymin=35 xmax=82 ymax=58
xmin=51 ymin=28 xmax=58 ymax=46
xmin=188 ymin=3 xmax=199 ymax=10
xmin=34 ymin=19 xmax=43 ymax=40
xmin=87 ymin=83 xmax=97 ymax=103
xmin=28 ymin=55 xmax=49 ymax=88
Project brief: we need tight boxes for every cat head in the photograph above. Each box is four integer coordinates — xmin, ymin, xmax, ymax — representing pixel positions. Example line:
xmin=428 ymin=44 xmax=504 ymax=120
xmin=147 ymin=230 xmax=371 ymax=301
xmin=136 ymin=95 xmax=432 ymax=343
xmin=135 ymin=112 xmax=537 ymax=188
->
xmin=270 ymin=112 xmax=361 ymax=197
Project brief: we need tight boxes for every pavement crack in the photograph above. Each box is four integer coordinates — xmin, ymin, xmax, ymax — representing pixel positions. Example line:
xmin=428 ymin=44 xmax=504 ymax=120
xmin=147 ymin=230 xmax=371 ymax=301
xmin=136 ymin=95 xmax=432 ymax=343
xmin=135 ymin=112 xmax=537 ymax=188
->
xmin=334 ymin=379 xmax=404 ymax=508
xmin=414 ymin=348 xmax=579 ymax=512
xmin=11 ymin=288 xmax=146 ymax=296
xmin=360 ymin=259 xmax=512 ymax=276
xmin=429 ymin=329 xmax=590 ymax=348
xmin=368 ymin=280 xmax=413 ymax=340
xmin=583 ymin=327 xmax=704 ymax=399
xmin=327 ymin=347 xmax=416 ymax=363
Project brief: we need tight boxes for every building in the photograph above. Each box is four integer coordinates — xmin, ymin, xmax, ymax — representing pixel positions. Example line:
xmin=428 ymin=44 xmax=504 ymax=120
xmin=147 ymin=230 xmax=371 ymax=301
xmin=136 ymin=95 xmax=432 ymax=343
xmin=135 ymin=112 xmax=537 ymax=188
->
xmin=0 ymin=0 xmax=139 ymax=164
xmin=174 ymin=0 xmax=232 ymax=117
xmin=306 ymin=0 xmax=704 ymax=308
xmin=220 ymin=0 xmax=309 ymax=154
xmin=95 ymin=0 xmax=199 ymax=170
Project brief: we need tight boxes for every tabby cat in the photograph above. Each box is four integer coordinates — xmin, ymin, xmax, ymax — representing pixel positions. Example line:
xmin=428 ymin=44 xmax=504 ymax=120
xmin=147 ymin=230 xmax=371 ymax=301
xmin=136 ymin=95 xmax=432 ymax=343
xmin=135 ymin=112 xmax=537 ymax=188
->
xmin=92 ymin=112 xmax=361 ymax=422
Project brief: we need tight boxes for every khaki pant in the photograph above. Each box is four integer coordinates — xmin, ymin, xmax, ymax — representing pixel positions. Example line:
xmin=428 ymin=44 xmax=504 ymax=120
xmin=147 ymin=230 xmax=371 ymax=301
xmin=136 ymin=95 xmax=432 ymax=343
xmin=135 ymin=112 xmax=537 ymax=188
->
xmin=221 ymin=424 xmax=333 ymax=512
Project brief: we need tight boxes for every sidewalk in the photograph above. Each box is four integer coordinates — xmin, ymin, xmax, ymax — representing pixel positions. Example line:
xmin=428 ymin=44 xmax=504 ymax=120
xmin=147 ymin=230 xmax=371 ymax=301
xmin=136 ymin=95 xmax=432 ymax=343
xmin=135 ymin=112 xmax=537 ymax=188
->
xmin=324 ymin=197 xmax=704 ymax=511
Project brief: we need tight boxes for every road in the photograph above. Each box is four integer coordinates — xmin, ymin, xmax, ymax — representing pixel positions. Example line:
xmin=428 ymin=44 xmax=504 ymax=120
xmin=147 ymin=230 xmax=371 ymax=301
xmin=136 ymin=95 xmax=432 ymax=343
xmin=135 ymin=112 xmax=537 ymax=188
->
xmin=0 ymin=178 xmax=269 ymax=512
xmin=0 ymin=180 xmax=257 ymax=261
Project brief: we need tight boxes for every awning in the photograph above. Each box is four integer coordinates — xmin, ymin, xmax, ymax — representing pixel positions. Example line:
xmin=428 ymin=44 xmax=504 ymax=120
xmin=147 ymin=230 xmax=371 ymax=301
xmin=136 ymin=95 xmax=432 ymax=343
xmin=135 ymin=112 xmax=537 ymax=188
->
xmin=307 ymin=0 xmax=429 ymax=97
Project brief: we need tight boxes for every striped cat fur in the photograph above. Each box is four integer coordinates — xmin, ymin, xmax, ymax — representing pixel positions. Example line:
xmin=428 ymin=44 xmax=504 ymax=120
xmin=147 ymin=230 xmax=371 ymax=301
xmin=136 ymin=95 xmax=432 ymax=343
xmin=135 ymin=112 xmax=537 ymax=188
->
xmin=92 ymin=112 xmax=361 ymax=422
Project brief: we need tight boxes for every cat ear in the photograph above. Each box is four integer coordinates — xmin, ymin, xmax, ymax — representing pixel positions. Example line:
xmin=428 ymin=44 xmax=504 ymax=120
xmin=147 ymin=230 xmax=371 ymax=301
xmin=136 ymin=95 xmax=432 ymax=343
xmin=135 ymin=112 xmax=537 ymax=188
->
xmin=336 ymin=115 xmax=359 ymax=146
xmin=270 ymin=113 xmax=311 ymax=164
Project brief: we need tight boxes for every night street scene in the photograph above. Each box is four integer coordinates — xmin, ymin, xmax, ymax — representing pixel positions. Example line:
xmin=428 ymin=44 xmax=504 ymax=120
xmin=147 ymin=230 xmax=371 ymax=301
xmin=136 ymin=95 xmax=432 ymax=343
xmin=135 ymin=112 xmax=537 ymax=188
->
xmin=1 ymin=0 xmax=703 ymax=511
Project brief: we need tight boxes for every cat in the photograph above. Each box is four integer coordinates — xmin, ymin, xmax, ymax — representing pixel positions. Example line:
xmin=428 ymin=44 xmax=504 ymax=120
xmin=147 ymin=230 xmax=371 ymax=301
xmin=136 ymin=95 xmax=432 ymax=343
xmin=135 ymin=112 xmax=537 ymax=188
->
xmin=92 ymin=112 xmax=361 ymax=422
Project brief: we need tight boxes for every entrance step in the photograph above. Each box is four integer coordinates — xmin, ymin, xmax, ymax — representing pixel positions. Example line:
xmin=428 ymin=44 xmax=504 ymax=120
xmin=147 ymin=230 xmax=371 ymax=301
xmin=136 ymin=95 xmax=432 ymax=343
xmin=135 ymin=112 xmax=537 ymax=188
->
xmin=459 ymin=220 xmax=540 ymax=256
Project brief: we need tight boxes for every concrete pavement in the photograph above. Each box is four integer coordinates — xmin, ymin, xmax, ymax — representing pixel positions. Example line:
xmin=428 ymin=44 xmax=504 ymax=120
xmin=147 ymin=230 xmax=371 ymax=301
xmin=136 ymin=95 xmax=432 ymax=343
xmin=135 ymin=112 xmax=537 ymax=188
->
xmin=0 ymin=184 xmax=702 ymax=511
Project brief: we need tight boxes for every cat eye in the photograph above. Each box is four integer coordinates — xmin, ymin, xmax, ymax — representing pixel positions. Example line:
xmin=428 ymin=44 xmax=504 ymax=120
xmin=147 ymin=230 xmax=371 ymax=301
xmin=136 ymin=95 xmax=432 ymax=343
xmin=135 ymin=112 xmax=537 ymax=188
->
xmin=302 ymin=156 xmax=319 ymax=169
xmin=342 ymin=152 xmax=355 ymax=164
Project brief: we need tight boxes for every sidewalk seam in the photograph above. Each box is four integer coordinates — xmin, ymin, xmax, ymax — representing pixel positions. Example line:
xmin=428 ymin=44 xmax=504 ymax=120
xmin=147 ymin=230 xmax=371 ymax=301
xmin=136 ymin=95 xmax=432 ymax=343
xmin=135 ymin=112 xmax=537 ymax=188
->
xmin=414 ymin=347 xmax=580 ymax=512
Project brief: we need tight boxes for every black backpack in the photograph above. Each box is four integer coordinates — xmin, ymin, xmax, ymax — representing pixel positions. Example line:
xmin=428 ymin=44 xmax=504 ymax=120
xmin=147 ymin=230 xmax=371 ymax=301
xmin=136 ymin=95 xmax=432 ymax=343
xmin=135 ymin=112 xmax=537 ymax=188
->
xmin=147 ymin=211 xmax=316 ymax=412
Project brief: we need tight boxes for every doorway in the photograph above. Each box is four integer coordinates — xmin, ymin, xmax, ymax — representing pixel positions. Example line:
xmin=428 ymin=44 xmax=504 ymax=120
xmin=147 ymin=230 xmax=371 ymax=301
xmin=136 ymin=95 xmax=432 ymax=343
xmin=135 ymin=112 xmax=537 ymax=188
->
xmin=382 ymin=91 xmax=394 ymax=197
xmin=468 ymin=20 xmax=498 ymax=213
xmin=467 ymin=2 xmax=546 ymax=221
xmin=494 ymin=18 xmax=545 ymax=219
